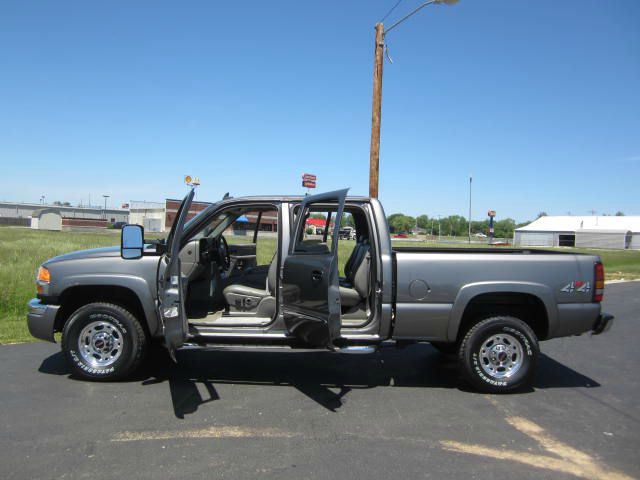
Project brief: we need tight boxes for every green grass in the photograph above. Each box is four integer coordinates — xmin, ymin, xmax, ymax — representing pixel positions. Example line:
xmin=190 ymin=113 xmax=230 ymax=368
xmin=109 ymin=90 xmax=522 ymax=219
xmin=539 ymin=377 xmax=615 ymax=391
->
xmin=2 ymin=227 xmax=638 ymax=344
xmin=0 ymin=228 xmax=123 ymax=344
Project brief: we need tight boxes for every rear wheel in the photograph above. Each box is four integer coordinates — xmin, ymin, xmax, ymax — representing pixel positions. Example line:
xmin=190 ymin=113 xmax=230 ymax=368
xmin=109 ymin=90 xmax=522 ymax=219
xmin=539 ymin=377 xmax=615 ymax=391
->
xmin=458 ymin=316 xmax=538 ymax=393
xmin=61 ymin=302 xmax=147 ymax=381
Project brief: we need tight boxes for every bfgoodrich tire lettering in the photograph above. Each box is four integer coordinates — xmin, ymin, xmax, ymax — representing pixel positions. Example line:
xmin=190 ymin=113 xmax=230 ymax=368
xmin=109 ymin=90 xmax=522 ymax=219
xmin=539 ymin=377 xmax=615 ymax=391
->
xmin=458 ymin=316 xmax=539 ymax=393
xmin=61 ymin=303 xmax=147 ymax=381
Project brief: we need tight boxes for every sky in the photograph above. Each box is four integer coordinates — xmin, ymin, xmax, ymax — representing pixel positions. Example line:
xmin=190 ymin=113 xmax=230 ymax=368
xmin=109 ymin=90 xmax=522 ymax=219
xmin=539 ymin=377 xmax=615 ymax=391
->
xmin=0 ymin=0 xmax=638 ymax=222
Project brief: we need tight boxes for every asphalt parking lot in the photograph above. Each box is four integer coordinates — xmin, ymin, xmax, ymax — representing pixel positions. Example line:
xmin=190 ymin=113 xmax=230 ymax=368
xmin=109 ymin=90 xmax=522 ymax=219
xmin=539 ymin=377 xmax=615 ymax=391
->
xmin=1 ymin=282 xmax=639 ymax=480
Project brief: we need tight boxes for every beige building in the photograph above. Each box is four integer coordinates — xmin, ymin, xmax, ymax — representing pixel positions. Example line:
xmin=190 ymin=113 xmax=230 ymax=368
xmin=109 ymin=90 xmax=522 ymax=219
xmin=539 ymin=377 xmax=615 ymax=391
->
xmin=30 ymin=208 xmax=62 ymax=231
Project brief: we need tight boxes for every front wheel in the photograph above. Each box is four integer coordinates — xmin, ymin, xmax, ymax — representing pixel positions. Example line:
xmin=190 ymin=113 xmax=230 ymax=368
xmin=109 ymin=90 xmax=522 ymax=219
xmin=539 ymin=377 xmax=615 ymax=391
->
xmin=458 ymin=316 xmax=539 ymax=393
xmin=61 ymin=302 xmax=147 ymax=381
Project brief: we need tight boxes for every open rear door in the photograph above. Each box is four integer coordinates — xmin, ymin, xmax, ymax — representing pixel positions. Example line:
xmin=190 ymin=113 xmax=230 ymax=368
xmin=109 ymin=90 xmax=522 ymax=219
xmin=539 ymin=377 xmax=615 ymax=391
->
xmin=282 ymin=189 xmax=348 ymax=348
xmin=158 ymin=188 xmax=194 ymax=360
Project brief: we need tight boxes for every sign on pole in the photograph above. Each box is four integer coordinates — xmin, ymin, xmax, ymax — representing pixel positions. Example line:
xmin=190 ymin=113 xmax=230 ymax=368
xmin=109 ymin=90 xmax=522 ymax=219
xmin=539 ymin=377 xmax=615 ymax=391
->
xmin=302 ymin=173 xmax=317 ymax=189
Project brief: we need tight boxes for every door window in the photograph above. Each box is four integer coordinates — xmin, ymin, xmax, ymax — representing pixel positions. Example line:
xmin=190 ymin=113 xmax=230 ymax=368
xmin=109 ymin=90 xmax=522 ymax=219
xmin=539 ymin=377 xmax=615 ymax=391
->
xmin=225 ymin=209 xmax=278 ymax=265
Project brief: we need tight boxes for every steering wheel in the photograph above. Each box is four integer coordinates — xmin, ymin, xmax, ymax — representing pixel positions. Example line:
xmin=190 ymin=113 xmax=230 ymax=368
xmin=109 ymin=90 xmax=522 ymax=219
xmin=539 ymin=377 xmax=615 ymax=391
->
xmin=217 ymin=235 xmax=231 ymax=271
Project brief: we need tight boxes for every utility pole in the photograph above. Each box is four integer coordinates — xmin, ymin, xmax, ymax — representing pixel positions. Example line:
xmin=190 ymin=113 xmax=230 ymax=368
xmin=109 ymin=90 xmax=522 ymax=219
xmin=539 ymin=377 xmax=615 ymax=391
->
xmin=368 ymin=22 xmax=384 ymax=199
xmin=468 ymin=175 xmax=472 ymax=243
xmin=368 ymin=0 xmax=458 ymax=199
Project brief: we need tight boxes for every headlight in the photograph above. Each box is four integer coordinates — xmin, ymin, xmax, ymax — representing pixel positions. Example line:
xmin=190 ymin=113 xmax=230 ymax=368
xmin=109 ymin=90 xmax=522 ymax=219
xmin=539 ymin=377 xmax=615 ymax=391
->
xmin=37 ymin=266 xmax=50 ymax=294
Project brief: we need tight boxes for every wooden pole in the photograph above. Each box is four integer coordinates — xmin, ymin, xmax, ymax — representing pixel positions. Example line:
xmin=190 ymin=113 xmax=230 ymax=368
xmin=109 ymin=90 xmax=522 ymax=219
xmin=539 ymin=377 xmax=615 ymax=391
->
xmin=369 ymin=23 xmax=384 ymax=199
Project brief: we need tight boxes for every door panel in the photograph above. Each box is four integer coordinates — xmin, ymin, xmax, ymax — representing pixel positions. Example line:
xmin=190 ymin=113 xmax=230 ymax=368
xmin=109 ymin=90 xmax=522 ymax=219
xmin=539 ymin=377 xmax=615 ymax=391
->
xmin=158 ymin=188 xmax=194 ymax=359
xmin=282 ymin=189 xmax=348 ymax=347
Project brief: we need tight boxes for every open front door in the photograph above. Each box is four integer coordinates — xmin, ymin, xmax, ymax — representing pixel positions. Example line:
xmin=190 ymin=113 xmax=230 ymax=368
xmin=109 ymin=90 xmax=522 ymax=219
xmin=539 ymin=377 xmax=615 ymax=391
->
xmin=282 ymin=189 xmax=348 ymax=348
xmin=158 ymin=188 xmax=194 ymax=360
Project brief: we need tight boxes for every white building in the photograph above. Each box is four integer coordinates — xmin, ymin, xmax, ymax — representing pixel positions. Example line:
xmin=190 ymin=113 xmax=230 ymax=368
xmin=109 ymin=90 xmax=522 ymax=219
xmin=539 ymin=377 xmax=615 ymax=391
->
xmin=0 ymin=201 xmax=128 ymax=223
xmin=514 ymin=216 xmax=640 ymax=250
xmin=31 ymin=208 xmax=62 ymax=231
xmin=128 ymin=201 xmax=166 ymax=233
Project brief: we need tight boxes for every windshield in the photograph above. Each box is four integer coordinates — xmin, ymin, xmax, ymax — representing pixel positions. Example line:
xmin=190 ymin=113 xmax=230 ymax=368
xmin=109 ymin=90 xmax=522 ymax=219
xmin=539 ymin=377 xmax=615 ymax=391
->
xmin=190 ymin=209 xmax=238 ymax=241
xmin=184 ymin=201 xmax=220 ymax=230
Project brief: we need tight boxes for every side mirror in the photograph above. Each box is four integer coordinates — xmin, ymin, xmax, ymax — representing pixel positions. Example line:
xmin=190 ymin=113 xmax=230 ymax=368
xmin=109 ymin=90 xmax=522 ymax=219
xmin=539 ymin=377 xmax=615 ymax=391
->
xmin=121 ymin=224 xmax=144 ymax=259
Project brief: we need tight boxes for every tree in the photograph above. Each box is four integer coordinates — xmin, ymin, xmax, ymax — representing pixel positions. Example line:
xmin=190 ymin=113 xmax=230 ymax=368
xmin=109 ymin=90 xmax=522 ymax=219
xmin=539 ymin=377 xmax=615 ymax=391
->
xmin=340 ymin=213 xmax=355 ymax=228
xmin=387 ymin=213 xmax=416 ymax=234
xmin=494 ymin=218 xmax=516 ymax=238
xmin=416 ymin=215 xmax=430 ymax=230
xmin=537 ymin=212 xmax=548 ymax=218
xmin=445 ymin=215 xmax=467 ymax=236
xmin=615 ymin=211 xmax=625 ymax=216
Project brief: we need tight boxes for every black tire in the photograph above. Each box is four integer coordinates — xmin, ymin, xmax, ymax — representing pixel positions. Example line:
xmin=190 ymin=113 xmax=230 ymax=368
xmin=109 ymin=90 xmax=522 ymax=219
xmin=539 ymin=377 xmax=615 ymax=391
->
xmin=458 ymin=316 xmax=539 ymax=393
xmin=61 ymin=302 xmax=147 ymax=381
xmin=430 ymin=342 xmax=458 ymax=355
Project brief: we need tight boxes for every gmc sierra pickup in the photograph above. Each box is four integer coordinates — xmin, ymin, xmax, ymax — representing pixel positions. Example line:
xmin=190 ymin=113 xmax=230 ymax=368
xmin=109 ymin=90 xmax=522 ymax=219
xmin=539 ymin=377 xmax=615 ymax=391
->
xmin=27 ymin=188 xmax=613 ymax=392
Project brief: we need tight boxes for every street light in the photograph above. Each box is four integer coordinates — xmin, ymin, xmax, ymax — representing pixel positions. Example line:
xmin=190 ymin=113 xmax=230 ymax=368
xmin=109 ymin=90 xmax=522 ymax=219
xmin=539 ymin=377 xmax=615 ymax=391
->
xmin=102 ymin=195 xmax=110 ymax=220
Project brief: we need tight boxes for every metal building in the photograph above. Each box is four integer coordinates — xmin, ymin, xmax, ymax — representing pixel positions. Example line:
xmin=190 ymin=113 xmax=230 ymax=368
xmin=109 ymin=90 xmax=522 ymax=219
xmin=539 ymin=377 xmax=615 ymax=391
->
xmin=514 ymin=216 xmax=640 ymax=250
xmin=0 ymin=201 xmax=128 ymax=224
xmin=30 ymin=208 xmax=62 ymax=231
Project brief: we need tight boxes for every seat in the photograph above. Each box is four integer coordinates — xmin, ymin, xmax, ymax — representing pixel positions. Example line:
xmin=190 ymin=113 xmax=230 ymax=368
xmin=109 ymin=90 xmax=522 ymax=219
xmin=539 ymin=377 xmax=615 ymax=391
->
xmin=339 ymin=240 xmax=370 ymax=308
xmin=228 ymin=264 xmax=270 ymax=290
xmin=223 ymin=256 xmax=277 ymax=316
xmin=342 ymin=235 xmax=365 ymax=282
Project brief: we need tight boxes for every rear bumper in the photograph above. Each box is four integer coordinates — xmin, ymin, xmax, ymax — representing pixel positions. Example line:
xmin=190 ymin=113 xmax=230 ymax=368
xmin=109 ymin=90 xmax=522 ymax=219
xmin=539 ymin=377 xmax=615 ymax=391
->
xmin=27 ymin=298 xmax=60 ymax=343
xmin=592 ymin=313 xmax=614 ymax=335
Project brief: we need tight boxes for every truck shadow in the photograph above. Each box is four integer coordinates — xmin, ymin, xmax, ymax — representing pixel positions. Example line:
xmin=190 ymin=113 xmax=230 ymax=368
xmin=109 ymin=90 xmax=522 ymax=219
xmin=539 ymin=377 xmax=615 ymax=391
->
xmin=38 ymin=345 xmax=600 ymax=418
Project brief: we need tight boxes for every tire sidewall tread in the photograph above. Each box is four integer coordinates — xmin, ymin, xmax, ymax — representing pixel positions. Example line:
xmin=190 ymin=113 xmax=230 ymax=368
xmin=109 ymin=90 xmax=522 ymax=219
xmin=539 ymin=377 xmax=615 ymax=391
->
xmin=458 ymin=316 xmax=539 ymax=393
xmin=61 ymin=302 xmax=147 ymax=381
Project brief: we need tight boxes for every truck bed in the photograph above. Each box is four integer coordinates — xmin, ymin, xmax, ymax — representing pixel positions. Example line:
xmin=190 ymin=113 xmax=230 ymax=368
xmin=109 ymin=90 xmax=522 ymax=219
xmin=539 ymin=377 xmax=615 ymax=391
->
xmin=390 ymin=246 xmax=601 ymax=341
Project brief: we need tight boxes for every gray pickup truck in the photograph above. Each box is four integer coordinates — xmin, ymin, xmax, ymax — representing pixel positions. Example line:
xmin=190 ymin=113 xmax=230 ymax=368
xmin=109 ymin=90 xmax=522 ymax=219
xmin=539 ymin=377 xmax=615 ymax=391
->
xmin=27 ymin=189 xmax=613 ymax=392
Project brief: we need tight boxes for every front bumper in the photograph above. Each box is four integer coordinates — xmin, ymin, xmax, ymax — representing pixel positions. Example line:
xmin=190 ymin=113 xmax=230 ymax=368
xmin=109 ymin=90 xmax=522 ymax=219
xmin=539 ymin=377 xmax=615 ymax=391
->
xmin=27 ymin=298 xmax=60 ymax=343
xmin=592 ymin=313 xmax=614 ymax=335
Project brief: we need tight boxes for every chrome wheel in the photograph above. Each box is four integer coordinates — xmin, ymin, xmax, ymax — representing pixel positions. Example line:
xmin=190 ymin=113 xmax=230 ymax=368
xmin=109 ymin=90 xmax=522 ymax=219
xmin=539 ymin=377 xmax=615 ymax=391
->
xmin=479 ymin=333 xmax=523 ymax=379
xmin=78 ymin=320 xmax=124 ymax=368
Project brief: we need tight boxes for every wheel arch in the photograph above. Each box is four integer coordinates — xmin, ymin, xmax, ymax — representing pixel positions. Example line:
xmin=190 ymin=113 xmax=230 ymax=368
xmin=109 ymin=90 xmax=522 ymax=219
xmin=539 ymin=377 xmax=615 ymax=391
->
xmin=448 ymin=282 xmax=556 ymax=342
xmin=55 ymin=280 xmax=158 ymax=337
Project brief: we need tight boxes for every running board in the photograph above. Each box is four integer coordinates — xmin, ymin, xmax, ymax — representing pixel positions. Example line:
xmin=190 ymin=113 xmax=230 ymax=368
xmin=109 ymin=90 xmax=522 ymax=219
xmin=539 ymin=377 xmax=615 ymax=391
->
xmin=332 ymin=346 xmax=377 ymax=354
xmin=179 ymin=343 xmax=378 ymax=354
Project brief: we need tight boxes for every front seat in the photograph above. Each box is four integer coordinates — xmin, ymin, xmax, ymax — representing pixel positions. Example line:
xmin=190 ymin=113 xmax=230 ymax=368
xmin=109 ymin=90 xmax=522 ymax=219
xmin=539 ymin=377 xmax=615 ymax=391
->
xmin=339 ymin=240 xmax=370 ymax=309
xmin=222 ymin=256 xmax=277 ymax=317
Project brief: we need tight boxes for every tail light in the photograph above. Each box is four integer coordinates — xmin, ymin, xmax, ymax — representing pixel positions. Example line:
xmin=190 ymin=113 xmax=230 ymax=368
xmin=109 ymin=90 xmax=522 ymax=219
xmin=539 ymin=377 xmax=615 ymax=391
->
xmin=594 ymin=262 xmax=604 ymax=302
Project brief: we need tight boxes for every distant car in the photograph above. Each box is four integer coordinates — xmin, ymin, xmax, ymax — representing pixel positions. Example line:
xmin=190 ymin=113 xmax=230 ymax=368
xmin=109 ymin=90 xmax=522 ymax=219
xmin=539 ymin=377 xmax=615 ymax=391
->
xmin=394 ymin=233 xmax=409 ymax=238
xmin=112 ymin=221 xmax=127 ymax=229
xmin=473 ymin=233 xmax=487 ymax=238
xmin=338 ymin=227 xmax=356 ymax=240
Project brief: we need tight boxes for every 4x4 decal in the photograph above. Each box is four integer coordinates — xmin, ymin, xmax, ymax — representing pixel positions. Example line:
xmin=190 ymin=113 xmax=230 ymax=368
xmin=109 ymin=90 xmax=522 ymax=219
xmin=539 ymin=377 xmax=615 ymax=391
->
xmin=561 ymin=281 xmax=591 ymax=294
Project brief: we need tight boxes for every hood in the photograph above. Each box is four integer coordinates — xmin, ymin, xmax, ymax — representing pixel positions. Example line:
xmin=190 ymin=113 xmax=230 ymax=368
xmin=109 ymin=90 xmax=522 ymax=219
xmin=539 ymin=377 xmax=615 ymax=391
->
xmin=44 ymin=246 xmax=121 ymax=265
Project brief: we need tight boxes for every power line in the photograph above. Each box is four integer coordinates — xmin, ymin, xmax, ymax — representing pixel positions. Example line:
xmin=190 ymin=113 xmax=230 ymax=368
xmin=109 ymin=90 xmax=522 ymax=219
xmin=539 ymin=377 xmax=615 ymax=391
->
xmin=385 ymin=0 xmax=458 ymax=34
xmin=379 ymin=0 xmax=405 ymax=24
